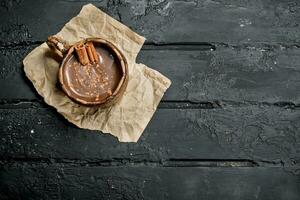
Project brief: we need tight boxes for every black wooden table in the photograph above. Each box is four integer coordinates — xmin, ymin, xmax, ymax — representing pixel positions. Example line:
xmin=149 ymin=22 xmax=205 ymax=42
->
xmin=1 ymin=0 xmax=300 ymax=199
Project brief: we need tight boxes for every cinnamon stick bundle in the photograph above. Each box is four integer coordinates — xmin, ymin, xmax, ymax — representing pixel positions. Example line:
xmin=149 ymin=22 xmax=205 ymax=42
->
xmin=75 ymin=41 xmax=99 ymax=65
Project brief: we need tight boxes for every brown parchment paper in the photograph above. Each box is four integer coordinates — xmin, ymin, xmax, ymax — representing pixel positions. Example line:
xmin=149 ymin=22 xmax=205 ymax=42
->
xmin=23 ymin=4 xmax=171 ymax=142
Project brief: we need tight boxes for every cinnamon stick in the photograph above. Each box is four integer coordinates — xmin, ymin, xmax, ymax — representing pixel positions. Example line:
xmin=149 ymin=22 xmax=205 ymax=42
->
xmin=86 ymin=43 xmax=95 ymax=63
xmin=75 ymin=42 xmax=89 ymax=65
xmin=86 ymin=41 xmax=99 ymax=63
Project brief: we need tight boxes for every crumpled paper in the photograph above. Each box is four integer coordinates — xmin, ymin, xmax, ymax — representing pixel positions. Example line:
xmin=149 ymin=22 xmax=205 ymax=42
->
xmin=23 ymin=4 xmax=171 ymax=142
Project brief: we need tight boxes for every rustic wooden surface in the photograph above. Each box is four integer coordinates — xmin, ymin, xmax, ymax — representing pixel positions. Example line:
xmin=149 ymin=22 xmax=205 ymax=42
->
xmin=1 ymin=0 xmax=300 ymax=199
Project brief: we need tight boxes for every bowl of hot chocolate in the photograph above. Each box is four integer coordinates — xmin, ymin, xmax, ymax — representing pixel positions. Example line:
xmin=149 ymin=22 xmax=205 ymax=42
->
xmin=46 ymin=36 xmax=128 ymax=107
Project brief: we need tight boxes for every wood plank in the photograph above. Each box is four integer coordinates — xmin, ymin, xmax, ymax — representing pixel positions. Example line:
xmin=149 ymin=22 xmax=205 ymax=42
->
xmin=2 ymin=45 xmax=300 ymax=103
xmin=0 ymin=164 xmax=299 ymax=200
xmin=0 ymin=45 xmax=39 ymax=100
xmin=140 ymin=46 xmax=300 ymax=103
xmin=1 ymin=105 xmax=300 ymax=166
xmin=1 ymin=0 xmax=300 ymax=44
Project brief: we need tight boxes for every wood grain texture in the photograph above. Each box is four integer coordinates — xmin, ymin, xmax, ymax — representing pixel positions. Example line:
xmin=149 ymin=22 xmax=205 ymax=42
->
xmin=1 ymin=0 xmax=300 ymax=44
xmin=0 ymin=164 xmax=299 ymax=200
xmin=1 ymin=0 xmax=300 ymax=199
xmin=1 ymin=104 xmax=300 ymax=166
xmin=2 ymin=45 xmax=300 ymax=103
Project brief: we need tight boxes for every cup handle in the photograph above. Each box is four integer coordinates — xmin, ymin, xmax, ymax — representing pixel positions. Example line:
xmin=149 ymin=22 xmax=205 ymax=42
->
xmin=46 ymin=36 xmax=70 ymax=57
